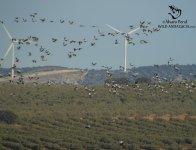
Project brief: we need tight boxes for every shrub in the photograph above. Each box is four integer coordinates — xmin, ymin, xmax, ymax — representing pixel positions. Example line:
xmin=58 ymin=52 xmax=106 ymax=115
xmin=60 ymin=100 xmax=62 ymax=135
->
xmin=184 ymin=138 xmax=192 ymax=144
xmin=0 ymin=110 xmax=18 ymax=124
xmin=2 ymin=141 xmax=24 ymax=150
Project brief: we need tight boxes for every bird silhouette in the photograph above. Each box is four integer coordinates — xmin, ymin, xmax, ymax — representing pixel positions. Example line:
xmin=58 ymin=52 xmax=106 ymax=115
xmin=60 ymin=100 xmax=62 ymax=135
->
xmin=92 ymin=62 xmax=97 ymax=66
xmin=28 ymin=52 xmax=32 ymax=56
xmin=68 ymin=21 xmax=74 ymax=25
xmin=60 ymin=20 xmax=65 ymax=23
xmin=40 ymin=18 xmax=46 ymax=22
xmin=140 ymin=40 xmax=148 ymax=44
xmin=16 ymin=57 xmax=19 ymax=62
xmin=52 ymin=38 xmax=58 ymax=42
xmin=94 ymin=36 xmax=98 ymax=40
xmin=91 ymin=42 xmax=95 ymax=46
xmin=129 ymin=25 xmax=134 ymax=29
xmin=32 ymin=60 xmax=37 ymax=63
xmin=115 ymin=39 xmax=118 ymax=44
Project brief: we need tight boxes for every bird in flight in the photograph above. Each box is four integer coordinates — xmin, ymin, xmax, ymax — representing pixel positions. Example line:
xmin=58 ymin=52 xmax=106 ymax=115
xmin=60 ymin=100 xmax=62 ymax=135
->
xmin=92 ymin=62 xmax=97 ymax=66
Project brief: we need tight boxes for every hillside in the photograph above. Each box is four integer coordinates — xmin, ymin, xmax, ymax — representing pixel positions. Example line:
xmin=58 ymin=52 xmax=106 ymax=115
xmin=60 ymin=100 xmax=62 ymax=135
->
xmin=0 ymin=83 xmax=196 ymax=150
xmin=1 ymin=64 xmax=196 ymax=86
xmin=80 ymin=64 xmax=196 ymax=86
xmin=0 ymin=66 xmax=86 ymax=85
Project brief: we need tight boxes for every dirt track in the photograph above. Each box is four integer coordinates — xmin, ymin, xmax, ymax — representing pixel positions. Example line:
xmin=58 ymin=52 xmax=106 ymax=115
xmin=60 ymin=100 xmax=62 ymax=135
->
xmin=0 ymin=69 xmax=82 ymax=83
xmin=112 ymin=113 xmax=196 ymax=121
xmin=25 ymin=69 xmax=80 ymax=77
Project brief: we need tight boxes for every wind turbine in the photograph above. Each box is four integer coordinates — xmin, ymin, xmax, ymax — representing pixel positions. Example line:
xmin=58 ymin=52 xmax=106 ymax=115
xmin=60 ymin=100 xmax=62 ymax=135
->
xmin=106 ymin=24 xmax=140 ymax=72
xmin=0 ymin=21 xmax=17 ymax=78
xmin=0 ymin=21 xmax=35 ymax=78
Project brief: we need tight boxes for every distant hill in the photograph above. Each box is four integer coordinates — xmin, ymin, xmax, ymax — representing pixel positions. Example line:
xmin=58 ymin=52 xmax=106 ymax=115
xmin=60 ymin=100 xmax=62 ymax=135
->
xmin=0 ymin=66 xmax=69 ymax=76
xmin=0 ymin=66 xmax=85 ymax=85
xmin=80 ymin=64 xmax=196 ymax=86
xmin=0 ymin=64 xmax=196 ymax=85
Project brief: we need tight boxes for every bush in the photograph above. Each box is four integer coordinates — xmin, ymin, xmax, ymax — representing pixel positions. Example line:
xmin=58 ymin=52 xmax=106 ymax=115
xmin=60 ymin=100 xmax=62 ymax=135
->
xmin=0 ymin=110 xmax=18 ymax=124
xmin=184 ymin=138 xmax=192 ymax=144
xmin=2 ymin=141 xmax=24 ymax=150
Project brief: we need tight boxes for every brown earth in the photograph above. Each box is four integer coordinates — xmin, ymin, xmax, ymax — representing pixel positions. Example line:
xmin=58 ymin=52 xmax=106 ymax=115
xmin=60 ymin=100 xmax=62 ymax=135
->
xmin=183 ymin=144 xmax=193 ymax=150
xmin=143 ymin=113 xmax=157 ymax=121
xmin=171 ymin=113 xmax=188 ymax=121
xmin=158 ymin=113 xmax=172 ymax=121
xmin=0 ymin=69 xmax=86 ymax=85
xmin=113 ymin=114 xmax=196 ymax=121
xmin=25 ymin=69 xmax=80 ymax=77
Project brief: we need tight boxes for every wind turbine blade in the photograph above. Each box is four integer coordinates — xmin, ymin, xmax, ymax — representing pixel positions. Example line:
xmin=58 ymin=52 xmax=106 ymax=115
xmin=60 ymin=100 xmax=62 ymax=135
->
xmin=3 ymin=43 xmax=13 ymax=58
xmin=128 ymin=27 xmax=140 ymax=35
xmin=106 ymin=24 xmax=123 ymax=34
xmin=1 ymin=23 xmax=13 ymax=39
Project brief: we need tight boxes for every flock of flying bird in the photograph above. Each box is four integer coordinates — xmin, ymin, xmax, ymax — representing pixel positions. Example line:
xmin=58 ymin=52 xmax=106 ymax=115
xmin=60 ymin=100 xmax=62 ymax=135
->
xmin=0 ymin=13 xmax=195 ymax=98
xmin=73 ymin=60 xmax=196 ymax=98
xmin=1 ymin=12 xmax=160 ymax=72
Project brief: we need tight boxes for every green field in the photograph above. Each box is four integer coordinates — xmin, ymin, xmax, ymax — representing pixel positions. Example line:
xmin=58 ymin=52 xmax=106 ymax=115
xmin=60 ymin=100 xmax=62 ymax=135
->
xmin=0 ymin=83 xmax=196 ymax=150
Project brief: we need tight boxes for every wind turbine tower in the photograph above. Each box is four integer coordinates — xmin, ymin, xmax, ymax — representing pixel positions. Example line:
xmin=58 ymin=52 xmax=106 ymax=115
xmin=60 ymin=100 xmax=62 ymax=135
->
xmin=106 ymin=24 xmax=140 ymax=72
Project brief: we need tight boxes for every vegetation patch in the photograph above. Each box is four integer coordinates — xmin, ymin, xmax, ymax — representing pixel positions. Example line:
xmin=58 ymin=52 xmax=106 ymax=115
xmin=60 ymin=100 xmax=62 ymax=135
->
xmin=0 ymin=110 xmax=18 ymax=124
xmin=0 ymin=83 xmax=195 ymax=149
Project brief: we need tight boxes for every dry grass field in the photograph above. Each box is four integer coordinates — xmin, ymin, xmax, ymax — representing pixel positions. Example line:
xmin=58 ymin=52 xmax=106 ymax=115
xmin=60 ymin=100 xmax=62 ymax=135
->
xmin=0 ymin=82 xmax=195 ymax=150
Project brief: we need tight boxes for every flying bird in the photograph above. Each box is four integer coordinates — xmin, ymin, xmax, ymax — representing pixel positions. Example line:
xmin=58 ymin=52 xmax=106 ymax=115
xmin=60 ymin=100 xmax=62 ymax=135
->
xmin=52 ymin=38 xmax=58 ymax=42
xmin=92 ymin=62 xmax=97 ymax=66
xmin=40 ymin=18 xmax=46 ymax=22
xmin=69 ymin=21 xmax=74 ymax=25
xmin=40 ymin=46 xmax=45 ymax=52
xmin=115 ymin=39 xmax=118 ymax=44
xmin=15 ymin=57 xmax=19 ymax=62
xmin=60 ymin=20 xmax=65 ymax=23
xmin=129 ymin=25 xmax=134 ymax=29
xmin=94 ymin=36 xmax=98 ymax=40
xmin=22 ymin=18 xmax=27 ymax=22
xmin=140 ymin=40 xmax=148 ymax=44
xmin=78 ymin=41 xmax=83 ymax=45
xmin=28 ymin=52 xmax=32 ymax=56
xmin=91 ymin=42 xmax=95 ymax=46
xmin=30 ymin=12 xmax=38 ymax=18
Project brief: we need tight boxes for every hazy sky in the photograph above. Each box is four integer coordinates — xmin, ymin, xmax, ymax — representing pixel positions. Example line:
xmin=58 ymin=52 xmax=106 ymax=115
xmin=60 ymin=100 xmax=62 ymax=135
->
xmin=0 ymin=0 xmax=196 ymax=69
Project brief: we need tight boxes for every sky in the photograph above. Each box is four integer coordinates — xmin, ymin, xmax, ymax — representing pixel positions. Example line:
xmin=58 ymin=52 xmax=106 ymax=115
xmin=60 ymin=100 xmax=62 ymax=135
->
xmin=0 ymin=0 xmax=196 ymax=70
